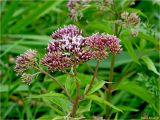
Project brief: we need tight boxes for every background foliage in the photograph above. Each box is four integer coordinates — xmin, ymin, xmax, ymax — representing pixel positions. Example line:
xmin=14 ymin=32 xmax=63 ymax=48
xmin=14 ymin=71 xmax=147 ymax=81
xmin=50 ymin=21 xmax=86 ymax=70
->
xmin=0 ymin=0 xmax=160 ymax=119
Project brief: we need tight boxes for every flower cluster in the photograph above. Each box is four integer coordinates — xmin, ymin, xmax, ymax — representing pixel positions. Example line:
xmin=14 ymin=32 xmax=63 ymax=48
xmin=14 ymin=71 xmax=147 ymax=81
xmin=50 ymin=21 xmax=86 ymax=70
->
xmin=42 ymin=25 xmax=122 ymax=72
xmin=121 ymin=12 xmax=140 ymax=25
xmin=67 ymin=0 xmax=114 ymax=21
xmin=42 ymin=25 xmax=92 ymax=71
xmin=67 ymin=0 xmax=90 ymax=21
xmin=15 ymin=49 xmax=37 ymax=75
xmin=116 ymin=12 xmax=140 ymax=37
xmin=96 ymin=0 xmax=113 ymax=10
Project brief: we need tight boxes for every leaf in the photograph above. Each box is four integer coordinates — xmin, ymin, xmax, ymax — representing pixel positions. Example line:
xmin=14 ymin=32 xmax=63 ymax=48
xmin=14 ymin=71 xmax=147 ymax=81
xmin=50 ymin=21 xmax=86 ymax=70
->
xmin=117 ymin=80 xmax=157 ymax=112
xmin=122 ymin=36 xmax=139 ymax=64
xmin=125 ymin=8 xmax=148 ymax=19
xmin=141 ymin=56 xmax=160 ymax=76
xmin=31 ymin=92 xmax=72 ymax=113
xmin=2 ymin=34 xmax=50 ymax=41
xmin=1 ymin=1 xmax=19 ymax=34
xmin=43 ymin=98 xmax=64 ymax=115
xmin=65 ymin=75 xmax=76 ymax=96
xmin=113 ymin=105 xmax=139 ymax=112
xmin=85 ymin=95 xmax=123 ymax=112
xmin=0 ymin=39 xmax=26 ymax=57
xmin=0 ymin=84 xmax=29 ymax=92
xmin=10 ymin=0 xmax=63 ymax=33
xmin=31 ymin=92 xmax=66 ymax=98
xmin=77 ymin=100 xmax=92 ymax=115
xmin=114 ymin=112 xmax=119 ymax=120
xmin=138 ymin=32 xmax=157 ymax=45
xmin=86 ymin=80 xmax=105 ymax=95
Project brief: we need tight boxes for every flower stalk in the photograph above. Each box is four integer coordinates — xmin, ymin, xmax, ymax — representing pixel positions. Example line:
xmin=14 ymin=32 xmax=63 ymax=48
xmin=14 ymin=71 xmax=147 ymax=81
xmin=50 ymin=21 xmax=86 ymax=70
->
xmin=85 ymin=61 xmax=100 ymax=96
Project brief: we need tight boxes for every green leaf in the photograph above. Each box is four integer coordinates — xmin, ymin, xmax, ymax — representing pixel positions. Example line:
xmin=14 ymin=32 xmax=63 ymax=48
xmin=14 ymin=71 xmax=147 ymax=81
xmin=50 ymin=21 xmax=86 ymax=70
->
xmin=85 ymin=95 xmax=123 ymax=112
xmin=86 ymin=80 xmax=105 ymax=95
xmin=141 ymin=56 xmax=160 ymax=76
xmin=122 ymin=36 xmax=139 ymax=64
xmin=114 ymin=112 xmax=119 ymax=120
xmin=77 ymin=100 xmax=92 ymax=115
xmin=2 ymin=34 xmax=50 ymax=41
xmin=10 ymin=0 xmax=63 ymax=33
xmin=31 ymin=92 xmax=72 ymax=113
xmin=0 ymin=39 xmax=26 ymax=57
xmin=117 ymin=80 xmax=157 ymax=112
xmin=0 ymin=84 xmax=29 ymax=92
xmin=125 ymin=8 xmax=148 ymax=19
xmin=1 ymin=1 xmax=19 ymax=34
xmin=31 ymin=92 xmax=66 ymax=98
xmin=138 ymin=32 xmax=157 ymax=45
xmin=114 ymin=105 xmax=139 ymax=112
xmin=65 ymin=75 xmax=76 ymax=96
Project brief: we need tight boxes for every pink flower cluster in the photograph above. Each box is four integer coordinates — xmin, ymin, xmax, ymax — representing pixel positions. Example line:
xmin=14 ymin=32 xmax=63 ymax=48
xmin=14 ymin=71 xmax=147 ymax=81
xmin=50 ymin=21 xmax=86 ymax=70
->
xmin=42 ymin=25 xmax=122 ymax=71
xmin=15 ymin=49 xmax=37 ymax=75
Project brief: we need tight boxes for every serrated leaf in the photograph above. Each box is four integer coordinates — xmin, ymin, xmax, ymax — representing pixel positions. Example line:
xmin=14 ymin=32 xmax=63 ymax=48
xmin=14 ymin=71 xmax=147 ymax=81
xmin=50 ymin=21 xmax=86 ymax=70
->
xmin=87 ymin=80 xmax=105 ymax=95
xmin=31 ymin=92 xmax=72 ymax=113
xmin=77 ymin=100 xmax=92 ymax=115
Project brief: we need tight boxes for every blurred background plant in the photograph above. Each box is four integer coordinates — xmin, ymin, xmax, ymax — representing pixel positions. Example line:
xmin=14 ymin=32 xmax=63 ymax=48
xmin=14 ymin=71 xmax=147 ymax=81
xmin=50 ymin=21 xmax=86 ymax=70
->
xmin=0 ymin=0 xmax=159 ymax=119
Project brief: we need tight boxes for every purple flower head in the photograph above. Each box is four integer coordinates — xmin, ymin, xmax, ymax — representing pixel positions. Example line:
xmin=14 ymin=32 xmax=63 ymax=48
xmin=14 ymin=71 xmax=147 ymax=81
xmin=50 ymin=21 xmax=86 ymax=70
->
xmin=52 ymin=25 xmax=82 ymax=39
xmin=43 ymin=25 xmax=122 ymax=71
xmin=15 ymin=49 xmax=37 ymax=75
xmin=102 ymin=34 xmax=122 ymax=54
xmin=87 ymin=33 xmax=122 ymax=55
xmin=43 ymin=25 xmax=96 ymax=71
xmin=42 ymin=52 xmax=71 ymax=71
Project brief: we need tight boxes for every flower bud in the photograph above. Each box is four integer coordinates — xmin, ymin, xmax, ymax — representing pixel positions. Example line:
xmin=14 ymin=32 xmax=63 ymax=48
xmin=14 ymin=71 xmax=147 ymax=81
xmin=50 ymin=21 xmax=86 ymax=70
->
xmin=121 ymin=12 xmax=129 ymax=20
xmin=128 ymin=13 xmax=140 ymax=25
xmin=21 ymin=73 xmax=33 ymax=85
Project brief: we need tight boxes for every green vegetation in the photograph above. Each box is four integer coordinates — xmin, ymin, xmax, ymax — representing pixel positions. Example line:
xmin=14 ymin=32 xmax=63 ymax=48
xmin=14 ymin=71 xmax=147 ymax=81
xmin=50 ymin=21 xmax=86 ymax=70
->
xmin=0 ymin=0 xmax=159 ymax=119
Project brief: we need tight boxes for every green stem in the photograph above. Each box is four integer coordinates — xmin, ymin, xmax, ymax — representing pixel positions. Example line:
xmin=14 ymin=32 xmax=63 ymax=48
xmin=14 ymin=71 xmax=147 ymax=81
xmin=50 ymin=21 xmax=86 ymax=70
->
xmin=70 ymin=77 xmax=80 ymax=117
xmin=84 ymin=61 xmax=100 ymax=96
xmin=108 ymin=54 xmax=116 ymax=95
xmin=106 ymin=4 xmax=120 ymax=118
xmin=70 ymin=65 xmax=80 ymax=117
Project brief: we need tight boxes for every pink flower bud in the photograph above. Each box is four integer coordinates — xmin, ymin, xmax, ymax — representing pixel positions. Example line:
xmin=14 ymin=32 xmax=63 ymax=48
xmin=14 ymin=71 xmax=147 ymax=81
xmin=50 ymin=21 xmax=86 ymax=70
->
xmin=15 ymin=49 xmax=37 ymax=75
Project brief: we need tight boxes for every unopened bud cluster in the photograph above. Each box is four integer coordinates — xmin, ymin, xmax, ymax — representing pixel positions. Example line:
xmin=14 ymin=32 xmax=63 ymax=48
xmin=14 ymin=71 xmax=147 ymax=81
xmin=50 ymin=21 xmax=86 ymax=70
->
xmin=15 ymin=49 xmax=37 ymax=75
xmin=67 ymin=0 xmax=90 ymax=21
xmin=120 ymin=12 xmax=140 ymax=25
xmin=21 ymin=73 xmax=33 ymax=85
xmin=42 ymin=25 xmax=122 ymax=71
xmin=15 ymin=49 xmax=37 ymax=84
xmin=96 ymin=0 xmax=113 ymax=10
xmin=116 ymin=12 xmax=140 ymax=37
xmin=67 ymin=0 xmax=113 ymax=21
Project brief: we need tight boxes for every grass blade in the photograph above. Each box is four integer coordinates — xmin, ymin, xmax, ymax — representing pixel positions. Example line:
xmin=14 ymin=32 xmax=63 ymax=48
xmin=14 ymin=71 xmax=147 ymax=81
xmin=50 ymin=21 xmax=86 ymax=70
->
xmin=10 ymin=0 xmax=63 ymax=33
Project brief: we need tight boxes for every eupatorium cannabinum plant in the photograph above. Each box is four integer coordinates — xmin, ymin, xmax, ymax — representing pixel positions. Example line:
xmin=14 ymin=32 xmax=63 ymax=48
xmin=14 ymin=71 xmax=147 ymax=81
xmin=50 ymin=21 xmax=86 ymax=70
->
xmin=15 ymin=25 xmax=122 ymax=117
